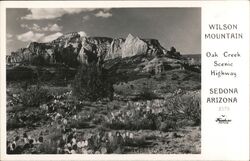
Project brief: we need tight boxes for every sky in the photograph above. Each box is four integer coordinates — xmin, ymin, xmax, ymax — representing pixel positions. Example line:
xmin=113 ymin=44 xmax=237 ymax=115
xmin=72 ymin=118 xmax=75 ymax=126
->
xmin=6 ymin=8 xmax=201 ymax=55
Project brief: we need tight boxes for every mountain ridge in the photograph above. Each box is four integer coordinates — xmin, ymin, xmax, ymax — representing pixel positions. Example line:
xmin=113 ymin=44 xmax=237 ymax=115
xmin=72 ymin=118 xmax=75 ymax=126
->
xmin=7 ymin=32 xmax=182 ymax=66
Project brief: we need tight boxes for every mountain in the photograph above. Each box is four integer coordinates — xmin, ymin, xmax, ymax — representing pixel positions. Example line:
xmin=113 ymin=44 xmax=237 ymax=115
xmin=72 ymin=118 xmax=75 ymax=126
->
xmin=6 ymin=32 xmax=201 ymax=83
xmin=7 ymin=32 xmax=181 ymax=66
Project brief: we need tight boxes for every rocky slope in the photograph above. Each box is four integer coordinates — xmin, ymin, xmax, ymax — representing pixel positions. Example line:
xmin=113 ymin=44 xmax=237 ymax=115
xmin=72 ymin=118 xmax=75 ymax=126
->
xmin=7 ymin=32 xmax=180 ymax=66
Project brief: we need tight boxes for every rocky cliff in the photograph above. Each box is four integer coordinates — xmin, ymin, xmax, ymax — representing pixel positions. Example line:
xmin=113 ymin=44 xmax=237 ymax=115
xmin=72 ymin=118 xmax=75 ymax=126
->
xmin=7 ymin=32 xmax=180 ymax=67
xmin=121 ymin=34 xmax=148 ymax=58
xmin=105 ymin=38 xmax=124 ymax=60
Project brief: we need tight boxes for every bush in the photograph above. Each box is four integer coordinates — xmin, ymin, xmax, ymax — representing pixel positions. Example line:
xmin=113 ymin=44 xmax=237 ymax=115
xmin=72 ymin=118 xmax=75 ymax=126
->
xmin=171 ymin=74 xmax=179 ymax=80
xmin=7 ymin=108 xmax=50 ymax=130
xmin=159 ymin=120 xmax=176 ymax=132
xmin=135 ymin=83 xmax=158 ymax=101
xmin=68 ymin=119 xmax=92 ymax=129
xmin=7 ymin=118 xmax=22 ymax=130
xmin=172 ymin=93 xmax=201 ymax=126
xmin=184 ymin=96 xmax=201 ymax=126
xmin=21 ymin=85 xmax=50 ymax=107
xmin=72 ymin=63 xmax=114 ymax=101
xmin=104 ymin=115 xmax=158 ymax=131
xmin=31 ymin=55 xmax=46 ymax=66
xmin=138 ymin=88 xmax=158 ymax=100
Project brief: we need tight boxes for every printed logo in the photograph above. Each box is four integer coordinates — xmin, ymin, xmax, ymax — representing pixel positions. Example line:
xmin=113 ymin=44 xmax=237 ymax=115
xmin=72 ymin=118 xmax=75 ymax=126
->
xmin=215 ymin=115 xmax=232 ymax=124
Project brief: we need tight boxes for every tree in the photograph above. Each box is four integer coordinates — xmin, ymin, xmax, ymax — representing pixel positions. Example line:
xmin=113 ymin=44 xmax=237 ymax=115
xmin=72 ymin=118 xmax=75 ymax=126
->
xmin=61 ymin=44 xmax=79 ymax=67
xmin=170 ymin=46 xmax=176 ymax=53
xmin=72 ymin=62 xmax=114 ymax=101
xmin=31 ymin=54 xmax=46 ymax=66
xmin=167 ymin=46 xmax=181 ymax=59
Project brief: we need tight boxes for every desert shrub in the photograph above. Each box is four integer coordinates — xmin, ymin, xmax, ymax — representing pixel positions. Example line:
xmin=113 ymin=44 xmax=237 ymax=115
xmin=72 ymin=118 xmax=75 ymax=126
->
xmin=100 ymin=110 xmax=108 ymax=115
xmin=114 ymin=89 xmax=124 ymax=96
xmin=104 ymin=115 xmax=158 ymax=131
xmin=172 ymin=93 xmax=201 ymax=126
xmin=145 ymin=134 xmax=157 ymax=140
xmin=72 ymin=63 xmax=114 ymax=101
xmin=159 ymin=120 xmax=176 ymax=132
xmin=183 ymin=63 xmax=201 ymax=73
xmin=41 ymin=142 xmax=57 ymax=154
xmin=176 ymin=119 xmax=195 ymax=128
xmin=69 ymin=119 xmax=92 ymax=129
xmin=184 ymin=96 xmax=201 ymax=126
xmin=138 ymin=90 xmax=157 ymax=100
xmin=92 ymin=116 xmax=103 ymax=124
xmin=7 ymin=108 xmax=50 ymax=130
xmin=21 ymin=85 xmax=50 ymax=107
xmin=43 ymin=130 xmax=63 ymax=154
xmin=180 ymin=147 xmax=192 ymax=154
xmin=105 ymin=91 xmax=200 ymax=131
xmin=103 ymin=120 xmax=125 ymax=130
xmin=124 ymin=136 xmax=149 ymax=147
xmin=171 ymin=74 xmax=179 ymax=80
xmin=7 ymin=118 xmax=23 ymax=130
xmin=136 ymin=86 xmax=158 ymax=101
xmin=182 ymin=75 xmax=192 ymax=81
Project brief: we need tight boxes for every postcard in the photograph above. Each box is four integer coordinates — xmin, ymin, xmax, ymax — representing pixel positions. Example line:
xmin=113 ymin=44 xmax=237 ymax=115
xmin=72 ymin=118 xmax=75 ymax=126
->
xmin=0 ymin=1 xmax=249 ymax=160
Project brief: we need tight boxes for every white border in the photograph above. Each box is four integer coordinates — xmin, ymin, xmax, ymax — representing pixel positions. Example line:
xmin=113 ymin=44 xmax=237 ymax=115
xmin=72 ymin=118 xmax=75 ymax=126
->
xmin=1 ymin=1 xmax=249 ymax=161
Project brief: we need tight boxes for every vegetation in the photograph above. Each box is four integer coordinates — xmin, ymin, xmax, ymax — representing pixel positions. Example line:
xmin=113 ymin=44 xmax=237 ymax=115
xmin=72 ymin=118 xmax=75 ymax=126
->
xmin=167 ymin=46 xmax=181 ymax=58
xmin=72 ymin=63 xmax=114 ymax=101
xmin=6 ymin=54 xmax=201 ymax=154
xmin=31 ymin=55 xmax=46 ymax=66
xmin=21 ymin=85 xmax=51 ymax=107
xmin=104 ymin=92 xmax=200 ymax=131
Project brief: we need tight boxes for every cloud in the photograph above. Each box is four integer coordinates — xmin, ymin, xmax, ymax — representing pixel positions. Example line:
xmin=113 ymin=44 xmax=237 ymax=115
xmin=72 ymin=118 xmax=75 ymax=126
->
xmin=17 ymin=30 xmax=88 ymax=43
xmin=17 ymin=31 xmax=45 ymax=42
xmin=7 ymin=33 xmax=13 ymax=43
xmin=21 ymin=23 xmax=63 ymax=32
xmin=21 ymin=24 xmax=29 ymax=28
xmin=42 ymin=24 xmax=63 ymax=32
xmin=32 ymin=24 xmax=41 ymax=31
xmin=17 ymin=30 xmax=63 ymax=43
xmin=7 ymin=33 xmax=13 ymax=39
xmin=78 ymin=31 xmax=87 ymax=37
xmin=94 ymin=10 xmax=112 ymax=18
xmin=22 ymin=8 xmax=96 ymax=20
xmin=21 ymin=23 xmax=40 ymax=31
xmin=41 ymin=32 xmax=63 ymax=42
xmin=49 ymin=24 xmax=63 ymax=31
xmin=82 ymin=15 xmax=90 ymax=22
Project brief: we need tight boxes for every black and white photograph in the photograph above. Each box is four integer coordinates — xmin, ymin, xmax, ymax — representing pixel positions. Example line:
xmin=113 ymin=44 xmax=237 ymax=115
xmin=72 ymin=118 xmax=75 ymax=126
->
xmin=6 ymin=7 xmax=201 ymax=154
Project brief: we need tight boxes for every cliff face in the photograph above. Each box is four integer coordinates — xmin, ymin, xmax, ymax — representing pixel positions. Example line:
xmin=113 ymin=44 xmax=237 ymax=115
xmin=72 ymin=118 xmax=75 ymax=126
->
xmin=105 ymin=38 xmax=124 ymax=60
xmin=7 ymin=32 xmax=173 ymax=66
xmin=121 ymin=34 xmax=148 ymax=58
xmin=105 ymin=34 xmax=167 ymax=60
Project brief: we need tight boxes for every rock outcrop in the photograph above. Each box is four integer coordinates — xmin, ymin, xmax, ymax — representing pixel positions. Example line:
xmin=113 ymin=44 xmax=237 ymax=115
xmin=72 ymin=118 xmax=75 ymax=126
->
xmin=105 ymin=38 xmax=124 ymax=60
xmin=9 ymin=48 xmax=32 ymax=63
xmin=105 ymin=34 xmax=167 ymax=60
xmin=7 ymin=32 xmax=179 ymax=66
xmin=121 ymin=34 xmax=148 ymax=58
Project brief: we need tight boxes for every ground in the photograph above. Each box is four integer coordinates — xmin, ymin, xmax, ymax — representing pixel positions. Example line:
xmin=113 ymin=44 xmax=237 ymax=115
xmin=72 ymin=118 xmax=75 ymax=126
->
xmin=6 ymin=68 xmax=201 ymax=154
